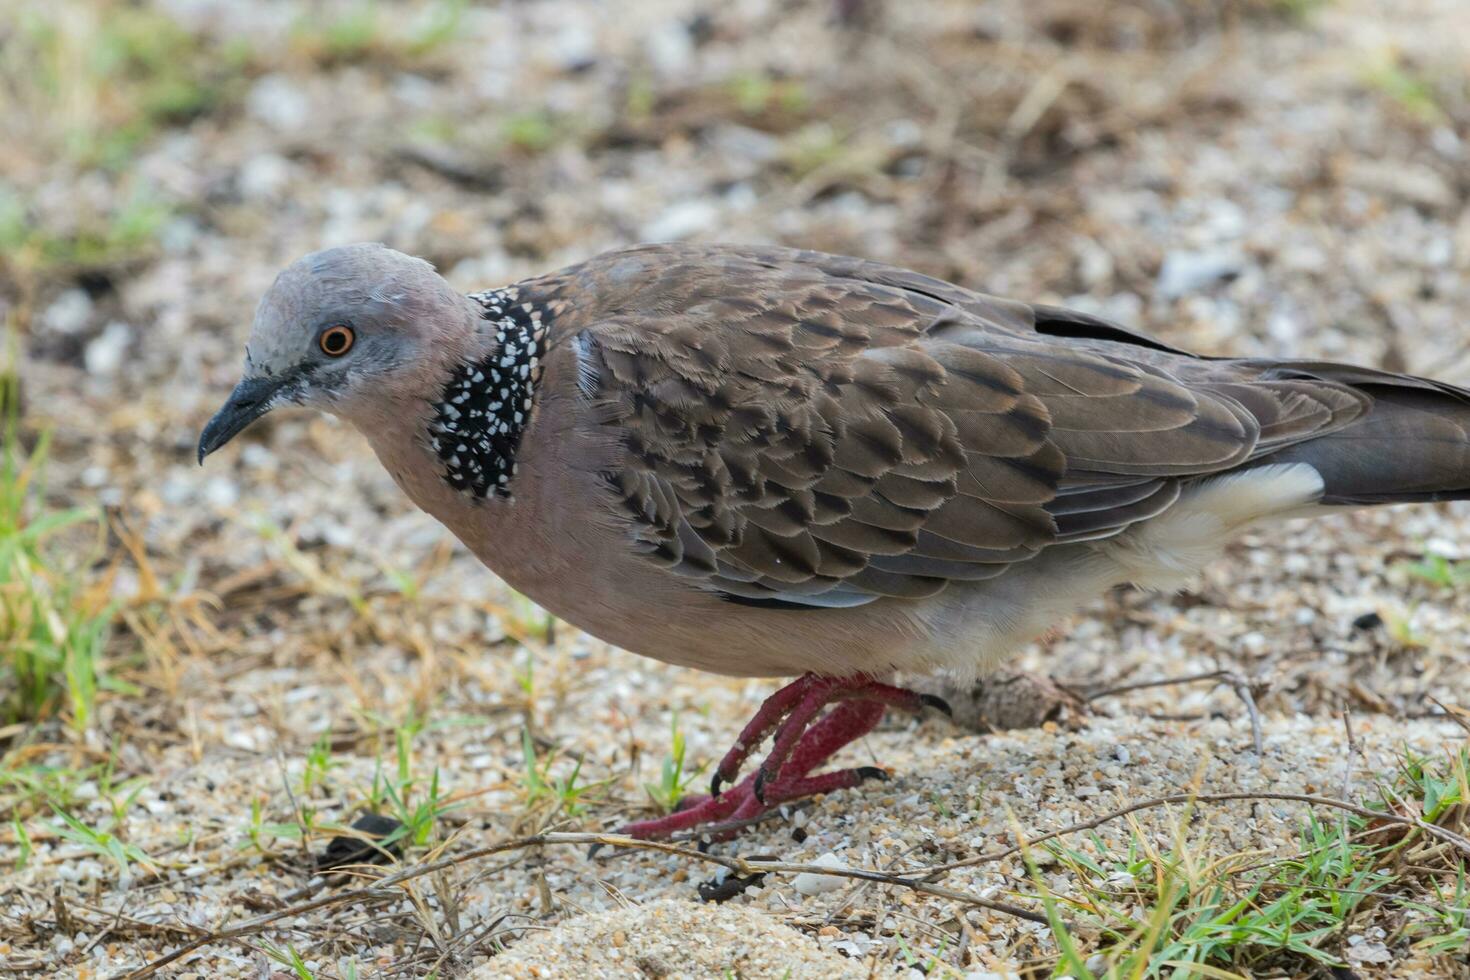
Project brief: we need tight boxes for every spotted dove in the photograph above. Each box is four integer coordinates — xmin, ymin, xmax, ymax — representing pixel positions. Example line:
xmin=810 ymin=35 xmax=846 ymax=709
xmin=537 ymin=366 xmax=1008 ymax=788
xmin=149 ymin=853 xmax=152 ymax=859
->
xmin=200 ymin=242 xmax=1470 ymax=840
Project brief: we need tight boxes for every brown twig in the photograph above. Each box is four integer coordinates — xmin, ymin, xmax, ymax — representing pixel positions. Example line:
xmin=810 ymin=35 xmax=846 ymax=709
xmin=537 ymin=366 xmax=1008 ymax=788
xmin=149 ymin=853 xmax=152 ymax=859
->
xmin=1084 ymin=669 xmax=1264 ymax=754
xmin=113 ymin=831 xmax=1046 ymax=979
xmin=1428 ymin=697 xmax=1470 ymax=737
xmin=1340 ymin=706 xmax=1361 ymax=800
xmin=918 ymin=790 xmax=1470 ymax=875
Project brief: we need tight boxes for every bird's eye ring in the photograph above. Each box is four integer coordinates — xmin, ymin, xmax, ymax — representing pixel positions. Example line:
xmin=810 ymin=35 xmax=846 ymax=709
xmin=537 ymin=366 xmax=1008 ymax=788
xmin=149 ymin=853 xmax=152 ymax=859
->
xmin=319 ymin=325 xmax=354 ymax=357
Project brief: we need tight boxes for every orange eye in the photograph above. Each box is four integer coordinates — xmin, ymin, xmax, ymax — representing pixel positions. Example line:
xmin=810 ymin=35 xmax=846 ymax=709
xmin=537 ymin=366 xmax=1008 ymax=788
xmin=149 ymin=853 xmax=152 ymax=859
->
xmin=319 ymin=324 xmax=354 ymax=357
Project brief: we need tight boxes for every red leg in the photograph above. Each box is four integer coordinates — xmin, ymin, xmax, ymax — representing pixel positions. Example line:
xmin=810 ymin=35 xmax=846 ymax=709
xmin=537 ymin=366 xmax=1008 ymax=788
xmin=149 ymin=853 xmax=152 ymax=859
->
xmin=611 ymin=677 xmax=947 ymax=844
xmin=710 ymin=674 xmax=819 ymax=796
xmin=764 ymin=764 xmax=889 ymax=801
xmin=616 ymin=701 xmax=886 ymax=842
xmin=711 ymin=674 xmax=946 ymax=796
xmin=759 ymin=699 xmax=886 ymax=802
xmin=675 ymin=699 xmax=885 ymax=813
xmin=614 ymin=783 xmax=745 ymax=840
xmin=752 ymin=677 xmax=944 ymax=803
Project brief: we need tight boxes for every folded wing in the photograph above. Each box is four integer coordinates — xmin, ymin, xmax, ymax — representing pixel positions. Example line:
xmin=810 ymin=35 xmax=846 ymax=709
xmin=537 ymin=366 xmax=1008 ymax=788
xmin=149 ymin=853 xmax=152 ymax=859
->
xmin=565 ymin=246 xmax=1367 ymax=607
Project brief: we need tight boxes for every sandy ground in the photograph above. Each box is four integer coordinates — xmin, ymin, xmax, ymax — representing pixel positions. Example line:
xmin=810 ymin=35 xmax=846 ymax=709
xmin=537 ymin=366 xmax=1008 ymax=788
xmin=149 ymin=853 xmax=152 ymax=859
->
xmin=3 ymin=0 xmax=1470 ymax=976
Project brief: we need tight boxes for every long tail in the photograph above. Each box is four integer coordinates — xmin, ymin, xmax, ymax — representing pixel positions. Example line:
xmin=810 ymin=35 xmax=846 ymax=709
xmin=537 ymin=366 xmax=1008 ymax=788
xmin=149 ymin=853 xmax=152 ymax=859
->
xmin=1255 ymin=362 xmax=1470 ymax=505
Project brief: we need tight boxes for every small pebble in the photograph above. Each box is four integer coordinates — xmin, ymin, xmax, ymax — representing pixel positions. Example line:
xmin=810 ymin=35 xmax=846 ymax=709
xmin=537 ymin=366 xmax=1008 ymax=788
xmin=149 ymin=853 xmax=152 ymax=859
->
xmin=793 ymin=852 xmax=848 ymax=896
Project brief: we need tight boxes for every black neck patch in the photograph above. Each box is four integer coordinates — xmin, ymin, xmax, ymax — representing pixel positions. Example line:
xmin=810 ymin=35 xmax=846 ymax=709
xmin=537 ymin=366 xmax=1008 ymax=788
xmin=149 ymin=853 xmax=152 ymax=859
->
xmin=429 ymin=288 xmax=547 ymax=499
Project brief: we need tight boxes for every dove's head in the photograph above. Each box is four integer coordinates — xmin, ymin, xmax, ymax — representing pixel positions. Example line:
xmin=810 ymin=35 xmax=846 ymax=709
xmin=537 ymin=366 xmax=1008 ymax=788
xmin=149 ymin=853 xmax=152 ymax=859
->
xmin=198 ymin=243 xmax=479 ymax=462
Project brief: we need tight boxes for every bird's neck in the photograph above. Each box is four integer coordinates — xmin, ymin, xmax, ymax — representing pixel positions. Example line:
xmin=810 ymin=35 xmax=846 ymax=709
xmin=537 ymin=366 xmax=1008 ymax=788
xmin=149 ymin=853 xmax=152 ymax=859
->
xmin=350 ymin=284 xmax=554 ymax=508
xmin=349 ymin=360 xmax=578 ymax=596
xmin=420 ymin=287 xmax=549 ymax=500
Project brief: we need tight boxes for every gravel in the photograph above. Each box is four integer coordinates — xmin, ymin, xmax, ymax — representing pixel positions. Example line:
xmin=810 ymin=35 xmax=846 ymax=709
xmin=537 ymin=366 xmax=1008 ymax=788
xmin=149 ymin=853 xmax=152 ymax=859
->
xmin=3 ymin=0 xmax=1469 ymax=975
xmin=478 ymin=900 xmax=875 ymax=979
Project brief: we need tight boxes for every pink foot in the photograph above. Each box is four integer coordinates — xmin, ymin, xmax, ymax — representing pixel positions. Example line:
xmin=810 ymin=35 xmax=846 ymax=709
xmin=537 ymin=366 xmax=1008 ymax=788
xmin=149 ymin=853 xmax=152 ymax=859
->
xmin=612 ymin=674 xmax=949 ymax=844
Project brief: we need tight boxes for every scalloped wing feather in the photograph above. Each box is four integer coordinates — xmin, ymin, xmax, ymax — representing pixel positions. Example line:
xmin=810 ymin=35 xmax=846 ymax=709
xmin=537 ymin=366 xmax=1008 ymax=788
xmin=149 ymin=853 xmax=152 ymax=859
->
xmin=550 ymin=245 xmax=1367 ymax=607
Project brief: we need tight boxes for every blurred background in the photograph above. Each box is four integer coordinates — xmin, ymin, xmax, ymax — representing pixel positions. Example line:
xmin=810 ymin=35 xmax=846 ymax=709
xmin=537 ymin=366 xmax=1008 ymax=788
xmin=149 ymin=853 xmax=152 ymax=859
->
xmin=3 ymin=0 xmax=1470 ymax=975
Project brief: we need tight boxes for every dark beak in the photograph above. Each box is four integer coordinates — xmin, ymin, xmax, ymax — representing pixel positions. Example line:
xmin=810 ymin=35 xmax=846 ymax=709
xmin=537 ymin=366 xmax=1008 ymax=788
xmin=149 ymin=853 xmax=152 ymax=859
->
xmin=197 ymin=375 xmax=289 ymax=464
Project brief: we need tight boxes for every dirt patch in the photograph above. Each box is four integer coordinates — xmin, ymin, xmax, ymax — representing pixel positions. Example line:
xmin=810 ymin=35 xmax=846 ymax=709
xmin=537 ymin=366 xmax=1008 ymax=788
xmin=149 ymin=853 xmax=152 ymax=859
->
xmin=477 ymin=900 xmax=876 ymax=979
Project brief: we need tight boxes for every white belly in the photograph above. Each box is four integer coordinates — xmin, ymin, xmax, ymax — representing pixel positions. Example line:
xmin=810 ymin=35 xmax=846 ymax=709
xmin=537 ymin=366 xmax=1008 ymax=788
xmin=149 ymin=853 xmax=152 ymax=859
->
xmin=902 ymin=463 xmax=1328 ymax=679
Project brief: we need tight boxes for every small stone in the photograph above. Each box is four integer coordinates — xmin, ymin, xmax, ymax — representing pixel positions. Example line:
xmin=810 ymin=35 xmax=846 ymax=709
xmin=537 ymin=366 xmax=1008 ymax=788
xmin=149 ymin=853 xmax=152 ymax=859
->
xmin=1345 ymin=940 xmax=1392 ymax=964
xmin=315 ymin=813 xmax=405 ymax=871
xmin=1352 ymin=611 xmax=1383 ymax=632
xmin=641 ymin=201 xmax=719 ymax=242
xmin=707 ymin=124 xmax=782 ymax=166
xmin=204 ymin=477 xmax=239 ymax=509
xmin=84 ymin=321 xmax=132 ymax=376
xmin=42 ymin=289 xmax=93 ymax=336
xmin=247 ymin=74 xmax=309 ymax=131
xmin=793 ymin=851 xmax=847 ymax=896
xmin=549 ymin=23 xmax=597 ymax=72
xmin=1156 ymin=249 xmax=1243 ymax=298
xmin=1342 ymin=159 xmax=1454 ymax=210
xmin=644 ymin=20 xmax=694 ymax=74
xmin=239 ymin=154 xmax=293 ymax=199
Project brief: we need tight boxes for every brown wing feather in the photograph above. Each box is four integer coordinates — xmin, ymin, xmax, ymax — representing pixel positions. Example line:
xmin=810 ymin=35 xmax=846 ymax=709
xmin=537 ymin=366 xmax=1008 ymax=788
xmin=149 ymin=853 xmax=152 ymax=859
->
xmin=551 ymin=244 xmax=1363 ymax=606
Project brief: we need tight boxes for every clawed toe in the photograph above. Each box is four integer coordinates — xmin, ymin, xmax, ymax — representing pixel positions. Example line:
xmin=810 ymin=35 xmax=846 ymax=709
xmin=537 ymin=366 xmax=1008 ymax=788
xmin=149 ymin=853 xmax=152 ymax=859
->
xmin=919 ymin=693 xmax=953 ymax=716
xmin=611 ymin=760 xmax=894 ymax=844
xmin=752 ymin=767 xmax=769 ymax=805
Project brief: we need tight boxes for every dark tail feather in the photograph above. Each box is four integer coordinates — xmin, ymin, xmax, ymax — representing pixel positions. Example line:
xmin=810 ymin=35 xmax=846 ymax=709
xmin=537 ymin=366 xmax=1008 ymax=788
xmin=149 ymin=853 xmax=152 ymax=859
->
xmin=1257 ymin=365 xmax=1470 ymax=505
